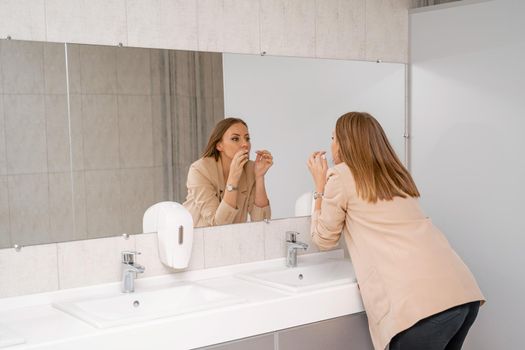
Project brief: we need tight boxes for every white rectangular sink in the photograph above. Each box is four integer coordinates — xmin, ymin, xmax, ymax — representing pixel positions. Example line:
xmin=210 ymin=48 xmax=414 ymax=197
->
xmin=53 ymin=282 xmax=244 ymax=328
xmin=236 ymin=258 xmax=356 ymax=293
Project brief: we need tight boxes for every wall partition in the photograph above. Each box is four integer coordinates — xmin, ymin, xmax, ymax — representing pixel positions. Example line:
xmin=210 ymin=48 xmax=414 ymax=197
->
xmin=410 ymin=0 xmax=525 ymax=348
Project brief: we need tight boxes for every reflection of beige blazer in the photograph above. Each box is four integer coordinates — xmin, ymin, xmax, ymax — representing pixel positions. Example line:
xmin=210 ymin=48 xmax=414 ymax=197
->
xmin=183 ymin=157 xmax=271 ymax=227
xmin=311 ymin=163 xmax=484 ymax=350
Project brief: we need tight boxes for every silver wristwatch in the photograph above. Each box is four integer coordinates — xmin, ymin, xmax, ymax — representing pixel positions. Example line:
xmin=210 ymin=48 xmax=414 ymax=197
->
xmin=313 ymin=191 xmax=324 ymax=200
xmin=226 ymin=184 xmax=238 ymax=192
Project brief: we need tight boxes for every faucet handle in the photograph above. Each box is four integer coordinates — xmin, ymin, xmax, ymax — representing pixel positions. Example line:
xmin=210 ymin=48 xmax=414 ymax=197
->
xmin=286 ymin=231 xmax=300 ymax=243
xmin=121 ymin=250 xmax=141 ymax=264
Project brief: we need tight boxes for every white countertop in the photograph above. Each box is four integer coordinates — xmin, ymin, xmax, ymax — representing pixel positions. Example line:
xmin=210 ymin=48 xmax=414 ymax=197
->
xmin=0 ymin=250 xmax=364 ymax=350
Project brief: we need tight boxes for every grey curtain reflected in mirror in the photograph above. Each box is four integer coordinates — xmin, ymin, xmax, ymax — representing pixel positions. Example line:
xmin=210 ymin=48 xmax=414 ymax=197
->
xmin=411 ymin=0 xmax=460 ymax=8
xmin=0 ymin=39 xmax=224 ymax=248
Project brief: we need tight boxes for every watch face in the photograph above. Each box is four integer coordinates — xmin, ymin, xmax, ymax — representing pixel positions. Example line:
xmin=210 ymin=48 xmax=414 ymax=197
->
xmin=226 ymin=184 xmax=237 ymax=192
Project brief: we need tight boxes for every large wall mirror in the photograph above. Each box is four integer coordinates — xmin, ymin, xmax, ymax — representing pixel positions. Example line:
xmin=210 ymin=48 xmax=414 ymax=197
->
xmin=0 ymin=38 xmax=406 ymax=248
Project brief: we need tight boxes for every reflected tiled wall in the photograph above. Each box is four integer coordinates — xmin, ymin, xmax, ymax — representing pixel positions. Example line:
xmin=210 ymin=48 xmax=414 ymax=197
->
xmin=0 ymin=41 xmax=224 ymax=248
xmin=0 ymin=216 xmax=335 ymax=298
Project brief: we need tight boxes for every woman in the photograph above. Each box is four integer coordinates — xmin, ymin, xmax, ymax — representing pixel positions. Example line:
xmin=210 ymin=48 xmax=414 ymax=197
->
xmin=308 ymin=112 xmax=484 ymax=350
xmin=183 ymin=117 xmax=272 ymax=227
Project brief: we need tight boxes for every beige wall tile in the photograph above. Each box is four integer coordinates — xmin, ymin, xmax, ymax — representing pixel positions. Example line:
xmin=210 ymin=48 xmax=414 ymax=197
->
xmin=197 ymin=0 xmax=224 ymax=53
xmin=0 ymin=96 xmax=6 ymax=175
xmin=135 ymin=232 xmax=174 ymax=278
xmin=116 ymin=47 xmax=152 ymax=95
xmin=118 ymin=95 xmax=154 ymax=168
xmin=81 ymin=94 xmax=120 ymax=170
xmin=57 ymin=235 xmax=135 ymax=289
xmin=292 ymin=216 xmax=320 ymax=256
xmin=365 ymin=0 xmax=409 ymax=63
xmin=43 ymin=42 xmax=67 ymax=94
xmin=65 ymin=44 xmax=82 ymax=94
xmin=84 ymin=170 xmax=122 ymax=238
xmin=222 ymin=0 xmax=260 ymax=54
xmin=3 ymin=94 xmax=47 ymax=174
xmin=264 ymin=218 xmax=288 ymax=259
xmin=0 ymin=176 xmax=10 ymax=249
xmin=188 ymin=227 xmax=205 ymax=270
xmin=263 ymin=217 xmax=318 ymax=259
xmin=8 ymin=174 xmax=50 ymax=246
xmin=46 ymin=0 xmax=127 ymax=46
xmin=68 ymin=94 xmax=85 ymax=171
xmin=204 ymin=224 xmax=241 ymax=268
xmin=0 ymin=243 xmax=58 ymax=298
xmin=48 ymin=172 xmax=77 ymax=243
xmin=127 ymin=0 xmax=198 ymax=51
xmin=120 ymin=168 xmax=155 ymax=235
xmin=0 ymin=0 xmax=46 ymax=42
xmin=45 ymin=94 xmax=71 ymax=172
xmin=260 ymin=0 xmax=316 ymax=57
xmin=316 ymin=0 xmax=366 ymax=60
xmin=135 ymin=227 xmax=204 ymax=278
xmin=79 ymin=45 xmax=118 ymax=94
xmin=0 ymin=40 xmax=44 ymax=94
xmin=238 ymin=221 xmax=265 ymax=263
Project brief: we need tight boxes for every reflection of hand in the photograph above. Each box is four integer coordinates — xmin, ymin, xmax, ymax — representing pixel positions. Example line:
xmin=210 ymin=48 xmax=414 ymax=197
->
xmin=254 ymin=150 xmax=273 ymax=179
xmin=307 ymin=151 xmax=328 ymax=190
xmin=228 ymin=149 xmax=249 ymax=183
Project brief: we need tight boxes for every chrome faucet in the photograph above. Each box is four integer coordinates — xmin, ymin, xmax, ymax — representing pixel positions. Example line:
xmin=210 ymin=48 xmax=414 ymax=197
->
xmin=121 ymin=251 xmax=145 ymax=293
xmin=286 ymin=231 xmax=308 ymax=268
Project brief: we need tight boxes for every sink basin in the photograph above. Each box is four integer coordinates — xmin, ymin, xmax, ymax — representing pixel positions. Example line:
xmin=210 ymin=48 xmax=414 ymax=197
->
xmin=236 ymin=258 xmax=356 ymax=293
xmin=53 ymin=282 xmax=244 ymax=328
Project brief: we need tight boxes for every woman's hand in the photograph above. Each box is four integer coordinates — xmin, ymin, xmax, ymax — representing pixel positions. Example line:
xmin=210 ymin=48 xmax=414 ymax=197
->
xmin=307 ymin=151 xmax=328 ymax=191
xmin=254 ymin=150 xmax=273 ymax=179
xmin=228 ymin=149 xmax=249 ymax=183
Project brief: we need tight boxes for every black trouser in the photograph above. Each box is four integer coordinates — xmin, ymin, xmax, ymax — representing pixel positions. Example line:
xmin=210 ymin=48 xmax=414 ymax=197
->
xmin=389 ymin=301 xmax=480 ymax=350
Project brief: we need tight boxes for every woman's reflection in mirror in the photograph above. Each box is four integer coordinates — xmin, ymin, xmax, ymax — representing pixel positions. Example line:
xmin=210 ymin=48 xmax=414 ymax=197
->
xmin=183 ymin=118 xmax=272 ymax=227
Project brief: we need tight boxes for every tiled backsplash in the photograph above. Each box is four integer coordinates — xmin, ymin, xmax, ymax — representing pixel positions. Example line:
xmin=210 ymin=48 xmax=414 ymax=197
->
xmin=0 ymin=216 xmax=339 ymax=298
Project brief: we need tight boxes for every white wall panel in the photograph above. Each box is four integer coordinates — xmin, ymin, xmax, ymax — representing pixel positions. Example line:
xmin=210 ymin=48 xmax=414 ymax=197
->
xmin=411 ymin=0 xmax=525 ymax=348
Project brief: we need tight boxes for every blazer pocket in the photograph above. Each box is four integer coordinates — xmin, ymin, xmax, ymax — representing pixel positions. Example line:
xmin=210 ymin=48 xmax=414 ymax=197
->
xmin=359 ymin=269 xmax=390 ymax=324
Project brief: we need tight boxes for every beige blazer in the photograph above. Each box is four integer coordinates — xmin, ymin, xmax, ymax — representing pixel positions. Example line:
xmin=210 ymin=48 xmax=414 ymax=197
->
xmin=183 ymin=157 xmax=271 ymax=227
xmin=311 ymin=163 xmax=485 ymax=350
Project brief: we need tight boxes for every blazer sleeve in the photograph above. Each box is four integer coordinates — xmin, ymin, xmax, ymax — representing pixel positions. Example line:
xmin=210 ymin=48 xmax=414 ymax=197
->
xmin=310 ymin=167 xmax=347 ymax=250
xmin=248 ymin=183 xmax=271 ymax=222
xmin=185 ymin=163 xmax=239 ymax=226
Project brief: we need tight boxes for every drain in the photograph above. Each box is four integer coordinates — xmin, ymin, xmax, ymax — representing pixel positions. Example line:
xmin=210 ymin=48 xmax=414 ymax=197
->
xmin=298 ymin=274 xmax=304 ymax=280
xmin=133 ymin=300 xmax=140 ymax=307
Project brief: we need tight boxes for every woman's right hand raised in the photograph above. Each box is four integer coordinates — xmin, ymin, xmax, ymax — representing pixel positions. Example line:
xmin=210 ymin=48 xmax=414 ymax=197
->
xmin=307 ymin=151 xmax=328 ymax=191
xmin=228 ymin=149 xmax=249 ymax=183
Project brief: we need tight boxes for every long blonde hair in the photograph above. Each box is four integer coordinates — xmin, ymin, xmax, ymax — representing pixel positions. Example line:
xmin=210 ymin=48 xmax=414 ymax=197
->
xmin=335 ymin=112 xmax=420 ymax=203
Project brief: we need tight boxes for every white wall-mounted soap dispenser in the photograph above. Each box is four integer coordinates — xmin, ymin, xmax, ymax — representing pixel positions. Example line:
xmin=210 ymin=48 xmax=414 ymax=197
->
xmin=143 ymin=202 xmax=194 ymax=269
